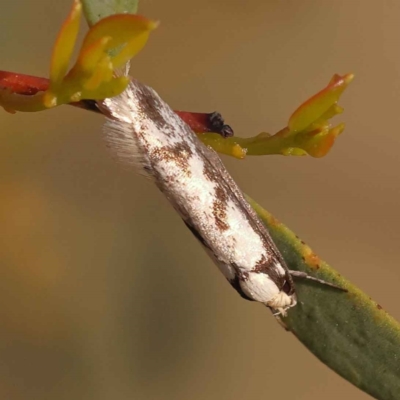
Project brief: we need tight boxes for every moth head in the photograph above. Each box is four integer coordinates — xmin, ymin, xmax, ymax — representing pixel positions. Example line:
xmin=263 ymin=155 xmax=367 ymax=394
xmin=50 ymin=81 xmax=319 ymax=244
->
xmin=268 ymin=291 xmax=297 ymax=317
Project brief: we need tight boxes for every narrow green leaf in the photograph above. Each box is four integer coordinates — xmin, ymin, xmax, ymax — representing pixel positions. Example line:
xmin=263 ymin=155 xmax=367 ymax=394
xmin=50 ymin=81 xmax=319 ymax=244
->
xmin=199 ymin=74 xmax=353 ymax=159
xmin=247 ymin=196 xmax=400 ymax=400
xmin=81 ymin=0 xmax=139 ymax=26
xmin=288 ymin=74 xmax=353 ymax=133
xmin=50 ymin=0 xmax=82 ymax=84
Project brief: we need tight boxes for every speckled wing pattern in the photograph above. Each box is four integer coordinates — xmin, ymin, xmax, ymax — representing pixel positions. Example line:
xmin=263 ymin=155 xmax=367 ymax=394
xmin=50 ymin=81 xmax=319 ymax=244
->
xmin=98 ymin=78 xmax=297 ymax=315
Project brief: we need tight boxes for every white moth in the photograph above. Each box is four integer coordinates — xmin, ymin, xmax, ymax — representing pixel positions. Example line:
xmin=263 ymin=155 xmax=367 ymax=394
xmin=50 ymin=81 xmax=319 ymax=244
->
xmin=98 ymin=76 xmax=339 ymax=316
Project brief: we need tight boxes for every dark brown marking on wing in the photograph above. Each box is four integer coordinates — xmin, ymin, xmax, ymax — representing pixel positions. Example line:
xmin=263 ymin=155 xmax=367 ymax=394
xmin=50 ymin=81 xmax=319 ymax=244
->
xmin=213 ymin=186 xmax=229 ymax=231
xmin=252 ymin=254 xmax=268 ymax=273
xmin=151 ymin=141 xmax=194 ymax=175
xmin=135 ymin=84 xmax=173 ymax=134
xmin=251 ymin=254 xmax=294 ymax=295
xmin=199 ymin=154 xmax=231 ymax=232
xmin=203 ymin=163 xmax=215 ymax=181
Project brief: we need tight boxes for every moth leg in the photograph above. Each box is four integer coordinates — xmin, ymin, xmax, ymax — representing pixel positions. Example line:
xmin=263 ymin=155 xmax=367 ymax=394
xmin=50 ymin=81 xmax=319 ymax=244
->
xmin=289 ymin=270 xmax=347 ymax=291
xmin=272 ymin=308 xmax=287 ymax=318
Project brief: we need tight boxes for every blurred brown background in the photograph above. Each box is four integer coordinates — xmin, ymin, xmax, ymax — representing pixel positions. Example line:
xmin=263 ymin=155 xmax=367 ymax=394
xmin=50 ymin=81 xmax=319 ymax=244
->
xmin=1 ymin=1 xmax=399 ymax=399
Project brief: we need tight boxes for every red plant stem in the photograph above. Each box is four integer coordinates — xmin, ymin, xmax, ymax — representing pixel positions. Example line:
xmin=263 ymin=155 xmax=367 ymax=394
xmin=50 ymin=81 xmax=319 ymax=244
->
xmin=0 ymin=70 xmax=233 ymax=136
xmin=0 ymin=71 xmax=49 ymax=95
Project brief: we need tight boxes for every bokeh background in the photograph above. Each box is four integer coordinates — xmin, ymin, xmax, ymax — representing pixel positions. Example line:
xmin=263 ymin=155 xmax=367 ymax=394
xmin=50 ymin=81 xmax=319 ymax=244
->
xmin=1 ymin=1 xmax=400 ymax=399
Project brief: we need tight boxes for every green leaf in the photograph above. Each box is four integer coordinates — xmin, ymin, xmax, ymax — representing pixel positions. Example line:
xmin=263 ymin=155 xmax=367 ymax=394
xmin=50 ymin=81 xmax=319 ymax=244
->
xmin=288 ymin=74 xmax=352 ymax=133
xmin=81 ymin=0 xmax=139 ymax=26
xmin=50 ymin=0 xmax=82 ymax=84
xmin=198 ymin=74 xmax=353 ymax=159
xmin=0 ymin=2 xmax=156 ymax=113
xmin=247 ymin=195 xmax=400 ymax=400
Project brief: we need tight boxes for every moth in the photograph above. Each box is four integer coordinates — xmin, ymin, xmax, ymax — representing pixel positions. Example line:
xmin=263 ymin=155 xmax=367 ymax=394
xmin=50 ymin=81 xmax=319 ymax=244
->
xmin=98 ymin=75 xmax=341 ymax=316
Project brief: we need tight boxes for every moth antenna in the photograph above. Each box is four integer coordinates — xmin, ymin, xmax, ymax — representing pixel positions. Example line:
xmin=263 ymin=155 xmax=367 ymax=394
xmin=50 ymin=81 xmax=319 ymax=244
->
xmin=289 ymin=270 xmax=347 ymax=291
